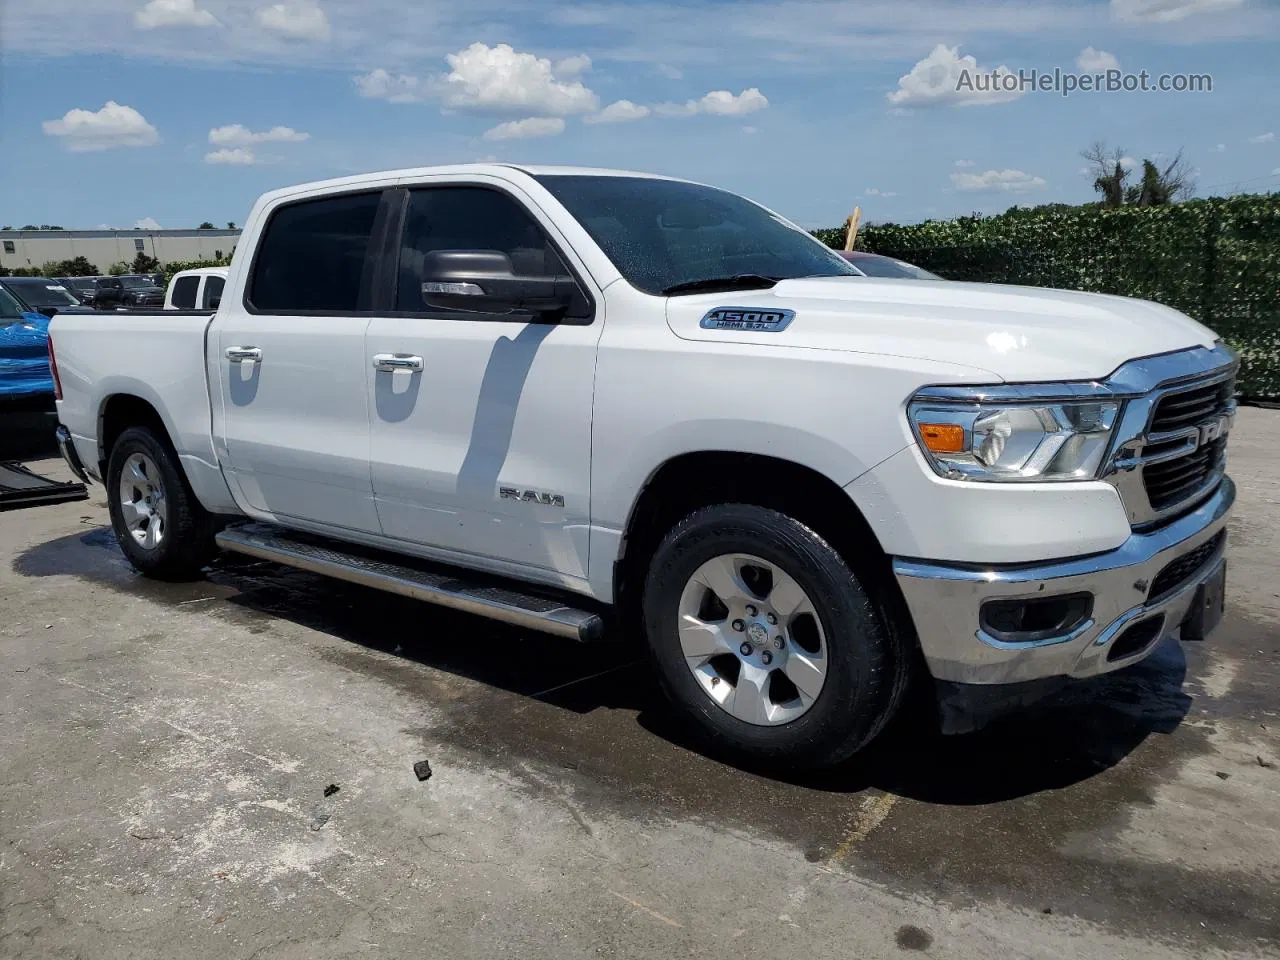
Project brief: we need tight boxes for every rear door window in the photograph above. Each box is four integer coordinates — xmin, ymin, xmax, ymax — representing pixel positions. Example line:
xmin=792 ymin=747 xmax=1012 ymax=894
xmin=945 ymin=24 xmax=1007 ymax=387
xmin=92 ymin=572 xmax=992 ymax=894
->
xmin=170 ymin=275 xmax=199 ymax=309
xmin=248 ymin=191 xmax=383 ymax=314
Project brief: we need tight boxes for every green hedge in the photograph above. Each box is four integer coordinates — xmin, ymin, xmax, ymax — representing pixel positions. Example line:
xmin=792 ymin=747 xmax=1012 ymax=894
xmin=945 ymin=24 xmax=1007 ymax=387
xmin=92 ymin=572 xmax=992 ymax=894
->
xmin=817 ymin=195 xmax=1280 ymax=399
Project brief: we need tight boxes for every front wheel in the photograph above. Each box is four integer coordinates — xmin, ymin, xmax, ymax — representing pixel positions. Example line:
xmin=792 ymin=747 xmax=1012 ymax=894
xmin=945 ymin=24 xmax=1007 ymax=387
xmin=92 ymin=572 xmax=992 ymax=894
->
xmin=641 ymin=504 xmax=908 ymax=768
xmin=106 ymin=426 xmax=216 ymax=581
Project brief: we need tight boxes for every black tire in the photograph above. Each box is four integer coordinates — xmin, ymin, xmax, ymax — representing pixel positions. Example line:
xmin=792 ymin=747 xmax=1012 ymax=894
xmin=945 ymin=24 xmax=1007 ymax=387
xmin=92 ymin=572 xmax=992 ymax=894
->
xmin=641 ymin=504 xmax=909 ymax=769
xmin=106 ymin=425 xmax=217 ymax=581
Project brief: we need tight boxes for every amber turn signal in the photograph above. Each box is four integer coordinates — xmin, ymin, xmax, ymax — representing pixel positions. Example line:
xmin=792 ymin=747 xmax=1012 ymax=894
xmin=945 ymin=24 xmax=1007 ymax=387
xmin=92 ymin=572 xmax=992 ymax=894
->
xmin=919 ymin=423 xmax=965 ymax=454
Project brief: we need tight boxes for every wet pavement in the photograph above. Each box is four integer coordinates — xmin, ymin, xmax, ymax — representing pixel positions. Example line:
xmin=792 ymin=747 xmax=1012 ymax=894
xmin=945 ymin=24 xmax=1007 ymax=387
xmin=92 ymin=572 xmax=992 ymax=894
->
xmin=2 ymin=410 xmax=1278 ymax=959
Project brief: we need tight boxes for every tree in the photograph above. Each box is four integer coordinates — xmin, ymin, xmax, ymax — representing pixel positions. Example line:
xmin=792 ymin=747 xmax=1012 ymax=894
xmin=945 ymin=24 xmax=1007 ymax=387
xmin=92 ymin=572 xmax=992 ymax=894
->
xmin=1081 ymin=141 xmax=1195 ymax=208
xmin=20 ymin=224 xmax=39 ymax=230
xmin=199 ymin=221 xmax=215 ymax=229
xmin=227 ymin=221 xmax=236 ymax=230
xmin=131 ymin=251 xmax=161 ymax=274
xmin=109 ymin=261 xmax=131 ymax=276
xmin=40 ymin=256 xmax=99 ymax=277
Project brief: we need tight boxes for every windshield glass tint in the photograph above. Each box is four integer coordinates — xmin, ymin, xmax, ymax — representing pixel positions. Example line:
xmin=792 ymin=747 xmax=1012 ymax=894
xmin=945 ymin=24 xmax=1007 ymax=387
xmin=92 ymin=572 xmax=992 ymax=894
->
xmin=0 ymin=286 xmax=28 ymax=319
xmin=6 ymin=282 xmax=77 ymax=306
xmin=535 ymin=175 xmax=858 ymax=295
xmin=121 ymin=277 xmax=152 ymax=288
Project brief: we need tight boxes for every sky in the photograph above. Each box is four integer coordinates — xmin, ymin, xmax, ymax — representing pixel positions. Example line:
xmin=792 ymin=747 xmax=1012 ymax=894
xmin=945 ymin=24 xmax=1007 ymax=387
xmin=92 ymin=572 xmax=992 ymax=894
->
xmin=1 ymin=0 xmax=1278 ymax=231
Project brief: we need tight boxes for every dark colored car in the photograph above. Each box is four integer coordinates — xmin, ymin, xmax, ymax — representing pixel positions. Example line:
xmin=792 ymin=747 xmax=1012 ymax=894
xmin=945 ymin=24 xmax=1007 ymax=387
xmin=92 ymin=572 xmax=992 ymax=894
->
xmin=94 ymin=274 xmax=166 ymax=309
xmin=0 ymin=277 xmax=98 ymax=317
xmin=58 ymin=276 xmax=102 ymax=306
xmin=838 ymin=250 xmax=943 ymax=280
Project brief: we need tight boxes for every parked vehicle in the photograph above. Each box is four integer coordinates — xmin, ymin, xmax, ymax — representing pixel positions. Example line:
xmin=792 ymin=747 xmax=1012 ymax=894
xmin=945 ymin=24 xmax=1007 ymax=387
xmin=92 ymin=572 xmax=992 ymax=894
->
xmin=839 ymin=251 xmax=943 ymax=280
xmin=0 ymin=277 xmax=97 ymax=317
xmin=59 ymin=276 xmax=103 ymax=306
xmin=165 ymin=267 xmax=228 ymax=310
xmin=48 ymin=165 xmax=1236 ymax=767
xmin=1 ymin=285 xmax=56 ymax=435
xmin=93 ymin=275 xmax=165 ymax=310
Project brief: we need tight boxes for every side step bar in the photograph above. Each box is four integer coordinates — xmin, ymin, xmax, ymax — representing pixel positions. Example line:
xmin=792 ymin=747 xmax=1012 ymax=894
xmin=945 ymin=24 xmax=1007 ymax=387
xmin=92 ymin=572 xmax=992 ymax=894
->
xmin=214 ymin=524 xmax=606 ymax=643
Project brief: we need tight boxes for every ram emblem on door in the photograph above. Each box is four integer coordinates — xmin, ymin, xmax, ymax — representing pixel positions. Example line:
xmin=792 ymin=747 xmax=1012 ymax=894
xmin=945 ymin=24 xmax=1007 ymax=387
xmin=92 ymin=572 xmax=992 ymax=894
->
xmin=500 ymin=487 xmax=566 ymax=508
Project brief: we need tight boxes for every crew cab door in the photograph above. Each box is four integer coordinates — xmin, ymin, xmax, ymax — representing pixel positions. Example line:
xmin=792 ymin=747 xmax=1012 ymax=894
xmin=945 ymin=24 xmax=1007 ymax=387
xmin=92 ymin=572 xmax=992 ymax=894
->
xmin=365 ymin=179 xmax=602 ymax=580
xmin=211 ymin=187 xmax=394 ymax=534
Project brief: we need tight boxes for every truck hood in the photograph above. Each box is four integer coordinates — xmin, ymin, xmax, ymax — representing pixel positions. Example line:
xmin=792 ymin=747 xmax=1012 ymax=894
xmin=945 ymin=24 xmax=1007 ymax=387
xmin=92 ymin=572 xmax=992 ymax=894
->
xmin=665 ymin=277 xmax=1218 ymax=383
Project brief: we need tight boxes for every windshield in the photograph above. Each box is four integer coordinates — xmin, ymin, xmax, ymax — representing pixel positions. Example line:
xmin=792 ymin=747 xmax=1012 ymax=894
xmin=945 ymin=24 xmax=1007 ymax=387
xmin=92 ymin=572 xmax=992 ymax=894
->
xmin=850 ymin=256 xmax=943 ymax=281
xmin=16 ymin=282 xmax=80 ymax=306
xmin=535 ymin=175 xmax=858 ymax=296
xmin=0 ymin=285 xmax=30 ymax=321
xmin=121 ymin=276 xmax=154 ymax=288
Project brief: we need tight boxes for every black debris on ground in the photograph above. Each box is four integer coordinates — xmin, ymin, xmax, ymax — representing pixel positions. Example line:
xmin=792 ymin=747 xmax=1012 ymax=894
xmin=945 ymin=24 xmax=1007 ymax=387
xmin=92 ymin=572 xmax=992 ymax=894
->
xmin=413 ymin=760 xmax=433 ymax=782
xmin=323 ymin=783 xmax=339 ymax=797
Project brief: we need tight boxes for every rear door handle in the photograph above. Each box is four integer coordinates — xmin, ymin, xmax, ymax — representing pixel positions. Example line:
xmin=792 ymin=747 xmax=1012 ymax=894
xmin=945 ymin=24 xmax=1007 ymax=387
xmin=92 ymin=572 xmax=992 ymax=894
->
xmin=225 ymin=347 xmax=262 ymax=363
xmin=373 ymin=353 xmax=424 ymax=373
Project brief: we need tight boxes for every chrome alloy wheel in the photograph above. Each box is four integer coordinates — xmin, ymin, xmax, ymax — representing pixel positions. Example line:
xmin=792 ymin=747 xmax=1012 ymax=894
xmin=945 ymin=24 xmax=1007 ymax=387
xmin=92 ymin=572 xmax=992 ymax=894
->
xmin=677 ymin=553 xmax=828 ymax=726
xmin=118 ymin=452 xmax=168 ymax=551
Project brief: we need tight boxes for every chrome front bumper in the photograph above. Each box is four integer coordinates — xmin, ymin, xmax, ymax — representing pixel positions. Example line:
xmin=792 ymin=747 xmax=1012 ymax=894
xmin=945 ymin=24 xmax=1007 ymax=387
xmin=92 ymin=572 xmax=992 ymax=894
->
xmin=893 ymin=476 xmax=1234 ymax=685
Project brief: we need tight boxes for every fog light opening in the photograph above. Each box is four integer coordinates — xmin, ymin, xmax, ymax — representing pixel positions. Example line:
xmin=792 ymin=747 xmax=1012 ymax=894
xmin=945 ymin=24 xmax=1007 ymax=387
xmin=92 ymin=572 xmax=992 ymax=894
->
xmin=980 ymin=593 xmax=1094 ymax=645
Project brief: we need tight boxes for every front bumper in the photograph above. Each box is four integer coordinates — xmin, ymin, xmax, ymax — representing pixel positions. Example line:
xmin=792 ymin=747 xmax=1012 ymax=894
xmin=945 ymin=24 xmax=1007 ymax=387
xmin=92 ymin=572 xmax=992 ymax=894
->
xmin=893 ymin=476 xmax=1234 ymax=685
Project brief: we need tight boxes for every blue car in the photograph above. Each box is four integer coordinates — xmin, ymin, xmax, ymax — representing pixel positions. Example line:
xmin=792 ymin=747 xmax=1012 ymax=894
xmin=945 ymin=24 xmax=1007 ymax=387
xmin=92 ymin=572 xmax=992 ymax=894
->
xmin=1 ymin=283 xmax=56 ymax=429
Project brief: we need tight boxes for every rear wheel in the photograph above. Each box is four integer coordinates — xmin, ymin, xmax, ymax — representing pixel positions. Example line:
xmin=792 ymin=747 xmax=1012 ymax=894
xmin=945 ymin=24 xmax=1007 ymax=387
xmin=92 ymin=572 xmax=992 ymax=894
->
xmin=642 ymin=504 xmax=907 ymax=768
xmin=106 ymin=426 xmax=216 ymax=581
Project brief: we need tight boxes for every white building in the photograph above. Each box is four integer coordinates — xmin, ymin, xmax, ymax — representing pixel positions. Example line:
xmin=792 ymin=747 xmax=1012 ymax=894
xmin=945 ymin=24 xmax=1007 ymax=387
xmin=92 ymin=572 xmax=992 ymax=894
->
xmin=0 ymin=229 xmax=241 ymax=273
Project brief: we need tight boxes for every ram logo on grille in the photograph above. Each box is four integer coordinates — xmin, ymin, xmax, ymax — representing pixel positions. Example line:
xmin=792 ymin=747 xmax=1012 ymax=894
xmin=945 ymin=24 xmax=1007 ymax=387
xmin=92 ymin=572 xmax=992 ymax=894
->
xmin=699 ymin=307 xmax=795 ymax=332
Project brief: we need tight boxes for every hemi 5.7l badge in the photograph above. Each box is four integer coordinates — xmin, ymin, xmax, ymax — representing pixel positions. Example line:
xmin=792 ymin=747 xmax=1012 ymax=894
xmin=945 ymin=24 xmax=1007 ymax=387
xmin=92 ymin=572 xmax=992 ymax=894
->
xmin=699 ymin=307 xmax=795 ymax=333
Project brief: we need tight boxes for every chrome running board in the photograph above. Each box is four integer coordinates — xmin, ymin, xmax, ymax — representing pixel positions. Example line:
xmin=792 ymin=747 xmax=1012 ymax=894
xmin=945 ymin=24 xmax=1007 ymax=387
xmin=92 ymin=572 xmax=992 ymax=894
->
xmin=215 ymin=523 xmax=605 ymax=643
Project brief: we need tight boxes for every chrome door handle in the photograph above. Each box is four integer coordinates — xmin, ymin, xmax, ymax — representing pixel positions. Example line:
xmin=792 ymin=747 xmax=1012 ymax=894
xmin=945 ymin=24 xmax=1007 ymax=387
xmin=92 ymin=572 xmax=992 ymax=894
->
xmin=225 ymin=347 xmax=262 ymax=363
xmin=373 ymin=353 xmax=424 ymax=373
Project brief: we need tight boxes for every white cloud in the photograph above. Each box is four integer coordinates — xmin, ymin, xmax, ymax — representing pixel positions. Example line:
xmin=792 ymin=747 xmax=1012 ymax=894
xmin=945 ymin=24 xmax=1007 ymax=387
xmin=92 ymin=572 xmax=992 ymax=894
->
xmin=742 ymin=125 xmax=759 ymax=134
xmin=656 ymin=88 xmax=769 ymax=117
xmin=482 ymin=117 xmax=566 ymax=141
xmin=42 ymin=101 xmax=159 ymax=152
xmin=656 ymin=63 xmax=684 ymax=80
xmin=1213 ymin=143 xmax=1227 ymax=152
xmin=134 ymin=0 xmax=217 ymax=29
xmin=1120 ymin=155 xmax=1139 ymax=170
xmin=887 ymin=44 xmax=1022 ymax=108
xmin=1111 ymin=0 xmax=1244 ymax=22
xmin=256 ymin=1 xmax=330 ymax=41
xmin=954 ymin=159 xmax=976 ymax=167
xmin=1076 ymin=46 xmax=1120 ymax=71
xmin=438 ymin=43 xmax=598 ymax=115
xmin=1274 ymin=168 xmax=1280 ymax=175
xmin=863 ymin=187 xmax=899 ymax=197
xmin=208 ymin=123 xmax=309 ymax=145
xmin=134 ymin=217 xmax=162 ymax=230
xmin=584 ymin=100 xmax=651 ymax=124
xmin=205 ymin=147 xmax=259 ymax=165
xmin=951 ymin=168 xmax=1047 ymax=193
xmin=1249 ymin=132 xmax=1276 ymax=143
xmin=554 ymin=54 xmax=592 ymax=78
xmin=354 ymin=69 xmax=425 ymax=103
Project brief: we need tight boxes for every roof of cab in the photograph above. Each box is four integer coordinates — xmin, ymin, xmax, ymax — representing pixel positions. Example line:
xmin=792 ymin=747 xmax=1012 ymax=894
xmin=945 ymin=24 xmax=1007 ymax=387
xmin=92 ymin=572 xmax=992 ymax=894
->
xmin=253 ymin=163 xmax=687 ymax=208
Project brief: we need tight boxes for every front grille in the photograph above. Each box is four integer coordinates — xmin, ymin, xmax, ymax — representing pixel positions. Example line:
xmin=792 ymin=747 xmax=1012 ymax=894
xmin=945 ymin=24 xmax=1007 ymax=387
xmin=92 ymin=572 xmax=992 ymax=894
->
xmin=1143 ymin=438 xmax=1226 ymax=510
xmin=1150 ymin=378 xmax=1234 ymax=433
xmin=1148 ymin=530 xmax=1225 ymax=603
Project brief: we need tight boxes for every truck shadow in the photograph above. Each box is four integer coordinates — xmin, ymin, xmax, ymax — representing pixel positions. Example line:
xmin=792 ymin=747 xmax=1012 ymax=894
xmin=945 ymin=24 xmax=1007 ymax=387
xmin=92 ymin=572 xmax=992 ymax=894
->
xmin=15 ymin=528 xmax=1192 ymax=810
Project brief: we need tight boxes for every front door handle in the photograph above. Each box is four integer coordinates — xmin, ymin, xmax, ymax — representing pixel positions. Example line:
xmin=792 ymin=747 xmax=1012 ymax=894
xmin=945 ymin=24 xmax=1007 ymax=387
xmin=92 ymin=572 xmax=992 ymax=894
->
xmin=373 ymin=353 xmax=424 ymax=373
xmin=225 ymin=346 xmax=262 ymax=363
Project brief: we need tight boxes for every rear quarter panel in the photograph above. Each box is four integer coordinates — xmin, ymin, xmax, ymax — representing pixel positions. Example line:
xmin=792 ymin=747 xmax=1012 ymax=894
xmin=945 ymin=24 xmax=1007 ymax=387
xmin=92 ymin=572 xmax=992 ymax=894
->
xmin=49 ymin=311 xmax=240 ymax=513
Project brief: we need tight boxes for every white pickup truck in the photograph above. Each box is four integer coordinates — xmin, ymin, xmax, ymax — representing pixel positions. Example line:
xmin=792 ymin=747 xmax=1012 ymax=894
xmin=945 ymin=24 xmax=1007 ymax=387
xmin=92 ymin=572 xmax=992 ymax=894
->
xmin=48 ymin=164 xmax=1236 ymax=767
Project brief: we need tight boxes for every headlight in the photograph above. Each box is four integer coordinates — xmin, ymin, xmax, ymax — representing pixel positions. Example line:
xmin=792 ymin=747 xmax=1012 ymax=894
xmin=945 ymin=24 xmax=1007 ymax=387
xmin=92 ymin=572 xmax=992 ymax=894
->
xmin=908 ymin=396 xmax=1121 ymax=482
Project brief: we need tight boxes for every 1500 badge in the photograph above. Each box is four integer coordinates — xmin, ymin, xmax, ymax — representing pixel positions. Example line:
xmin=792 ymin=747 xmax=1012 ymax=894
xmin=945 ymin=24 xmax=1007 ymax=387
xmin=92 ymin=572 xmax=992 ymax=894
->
xmin=699 ymin=307 xmax=795 ymax=332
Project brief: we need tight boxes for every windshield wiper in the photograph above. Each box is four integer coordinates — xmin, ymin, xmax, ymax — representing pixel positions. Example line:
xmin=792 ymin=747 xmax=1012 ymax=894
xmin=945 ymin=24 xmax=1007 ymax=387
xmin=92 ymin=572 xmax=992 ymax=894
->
xmin=661 ymin=274 xmax=781 ymax=296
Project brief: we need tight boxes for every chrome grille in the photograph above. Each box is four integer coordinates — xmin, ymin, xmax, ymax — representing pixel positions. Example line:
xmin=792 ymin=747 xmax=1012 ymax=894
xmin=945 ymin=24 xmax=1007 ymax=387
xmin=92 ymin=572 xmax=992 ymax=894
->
xmin=1150 ymin=379 xmax=1234 ymax=433
xmin=1143 ymin=437 xmax=1227 ymax=510
xmin=1102 ymin=347 xmax=1238 ymax=528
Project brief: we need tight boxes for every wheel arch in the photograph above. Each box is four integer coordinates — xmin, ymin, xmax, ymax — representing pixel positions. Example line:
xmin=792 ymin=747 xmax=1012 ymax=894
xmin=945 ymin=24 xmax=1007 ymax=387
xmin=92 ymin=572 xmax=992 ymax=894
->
xmin=97 ymin=389 xmax=179 ymax=475
xmin=614 ymin=450 xmax=897 ymax=614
